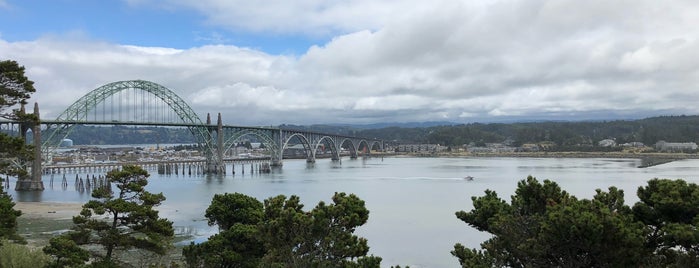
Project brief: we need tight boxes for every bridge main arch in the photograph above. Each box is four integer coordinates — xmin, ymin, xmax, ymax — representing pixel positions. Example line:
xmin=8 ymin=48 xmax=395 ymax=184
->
xmin=42 ymin=80 xmax=212 ymax=160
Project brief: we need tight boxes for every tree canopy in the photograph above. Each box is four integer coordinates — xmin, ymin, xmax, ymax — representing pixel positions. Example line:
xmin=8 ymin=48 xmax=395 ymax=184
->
xmin=184 ymin=192 xmax=382 ymax=268
xmin=454 ymin=176 xmax=699 ymax=267
xmin=0 ymin=60 xmax=35 ymax=118
xmin=633 ymin=178 xmax=699 ymax=266
xmin=0 ymin=186 xmax=22 ymax=245
xmin=453 ymin=176 xmax=649 ymax=267
xmin=50 ymin=165 xmax=174 ymax=266
xmin=0 ymin=60 xmax=36 ymax=180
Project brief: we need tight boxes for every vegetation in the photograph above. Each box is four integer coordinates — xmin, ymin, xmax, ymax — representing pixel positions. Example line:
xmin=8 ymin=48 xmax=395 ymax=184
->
xmin=42 ymin=236 xmax=90 ymax=268
xmin=39 ymin=114 xmax=699 ymax=152
xmin=453 ymin=176 xmax=699 ymax=267
xmin=633 ymin=179 xmax=699 ymax=266
xmin=46 ymin=165 xmax=174 ymax=266
xmin=0 ymin=186 xmax=23 ymax=244
xmin=0 ymin=60 xmax=29 ymax=245
xmin=184 ymin=192 xmax=383 ymax=268
xmin=0 ymin=60 xmax=36 ymax=182
xmin=0 ymin=240 xmax=51 ymax=267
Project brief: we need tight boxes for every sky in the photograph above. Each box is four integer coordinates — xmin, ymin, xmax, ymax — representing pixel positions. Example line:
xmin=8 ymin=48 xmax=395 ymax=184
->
xmin=1 ymin=0 xmax=699 ymax=126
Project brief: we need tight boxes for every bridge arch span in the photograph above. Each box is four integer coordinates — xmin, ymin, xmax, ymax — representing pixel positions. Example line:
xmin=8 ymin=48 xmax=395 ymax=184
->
xmin=43 ymin=80 xmax=210 ymax=152
xmin=221 ymin=128 xmax=278 ymax=158
xmin=339 ymin=138 xmax=359 ymax=158
xmin=282 ymin=133 xmax=313 ymax=160
xmin=312 ymin=135 xmax=340 ymax=161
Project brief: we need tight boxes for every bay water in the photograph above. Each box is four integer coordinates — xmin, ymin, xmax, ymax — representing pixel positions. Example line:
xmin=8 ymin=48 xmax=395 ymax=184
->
xmin=11 ymin=156 xmax=699 ymax=267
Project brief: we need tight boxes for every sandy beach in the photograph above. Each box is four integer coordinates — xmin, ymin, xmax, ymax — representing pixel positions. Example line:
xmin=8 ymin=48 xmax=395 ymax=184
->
xmin=15 ymin=202 xmax=83 ymax=220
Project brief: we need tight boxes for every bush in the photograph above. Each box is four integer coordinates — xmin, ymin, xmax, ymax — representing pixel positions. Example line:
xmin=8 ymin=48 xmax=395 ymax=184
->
xmin=0 ymin=240 xmax=51 ymax=267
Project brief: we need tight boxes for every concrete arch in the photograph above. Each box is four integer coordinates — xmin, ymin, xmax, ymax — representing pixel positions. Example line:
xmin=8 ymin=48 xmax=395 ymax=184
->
xmin=356 ymin=140 xmax=370 ymax=155
xmin=368 ymin=140 xmax=384 ymax=151
xmin=339 ymin=138 xmax=359 ymax=158
xmin=312 ymin=136 xmax=340 ymax=161
xmin=282 ymin=133 xmax=313 ymax=160
xmin=221 ymin=129 xmax=277 ymax=157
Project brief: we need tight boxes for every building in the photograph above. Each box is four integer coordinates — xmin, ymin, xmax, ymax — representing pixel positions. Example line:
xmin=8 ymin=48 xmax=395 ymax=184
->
xmin=396 ymin=144 xmax=447 ymax=153
xmin=655 ymin=141 xmax=698 ymax=152
xmin=598 ymin=139 xmax=616 ymax=147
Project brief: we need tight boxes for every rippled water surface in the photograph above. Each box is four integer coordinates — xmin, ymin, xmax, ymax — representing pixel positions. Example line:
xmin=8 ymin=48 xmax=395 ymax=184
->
xmin=11 ymin=157 xmax=699 ymax=267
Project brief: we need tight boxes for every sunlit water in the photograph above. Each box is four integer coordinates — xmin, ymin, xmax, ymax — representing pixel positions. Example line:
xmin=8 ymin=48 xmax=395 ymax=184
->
xmin=10 ymin=156 xmax=699 ymax=267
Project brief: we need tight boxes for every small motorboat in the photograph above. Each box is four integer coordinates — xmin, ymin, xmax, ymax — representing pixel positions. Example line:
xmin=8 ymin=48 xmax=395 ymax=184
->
xmin=464 ymin=176 xmax=474 ymax=181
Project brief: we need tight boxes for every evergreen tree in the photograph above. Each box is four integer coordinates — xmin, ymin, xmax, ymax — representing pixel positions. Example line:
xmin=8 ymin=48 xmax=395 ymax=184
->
xmin=633 ymin=178 xmax=699 ymax=267
xmin=0 ymin=186 xmax=22 ymax=244
xmin=42 ymin=236 xmax=90 ymax=268
xmin=184 ymin=192 xmax=382 ymax=268
xmin=0 ymin=60 xmax=36 ymax=182
xmin=68 ymin=165 xmax=174 ymax=265
xmin=453 ymin=176 xmax=649 ymax=267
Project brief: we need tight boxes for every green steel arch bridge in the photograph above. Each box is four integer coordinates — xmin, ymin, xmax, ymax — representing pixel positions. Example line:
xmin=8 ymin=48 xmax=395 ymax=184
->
xmin=2 ymin=80 xmax=384 ymax=191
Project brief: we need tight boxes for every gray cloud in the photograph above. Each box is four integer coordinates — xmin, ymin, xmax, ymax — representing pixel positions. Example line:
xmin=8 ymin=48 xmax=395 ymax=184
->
xmin=2 ymin=0 xmax=699 ymax=125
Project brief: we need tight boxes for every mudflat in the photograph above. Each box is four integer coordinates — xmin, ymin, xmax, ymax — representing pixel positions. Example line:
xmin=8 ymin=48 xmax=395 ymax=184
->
xmin=15 ymin=202 xmax=83 ymax=220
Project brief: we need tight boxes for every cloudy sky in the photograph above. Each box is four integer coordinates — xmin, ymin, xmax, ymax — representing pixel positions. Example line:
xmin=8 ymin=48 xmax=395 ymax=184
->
xmin=1 ymin=0 xmax=698 ymax=125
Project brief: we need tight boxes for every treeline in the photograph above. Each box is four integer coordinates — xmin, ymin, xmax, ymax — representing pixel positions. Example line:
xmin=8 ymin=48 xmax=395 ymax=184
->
xmin=64 ymin=125 xmax=196 ymax=145
xmin=356 ymin=115 xmax=699 ymax=148
xmin=58 ymin=115 xmax=699 ymax=148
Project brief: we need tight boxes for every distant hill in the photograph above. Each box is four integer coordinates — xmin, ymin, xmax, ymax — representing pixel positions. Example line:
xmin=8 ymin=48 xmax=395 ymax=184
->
xmin=54 ymin=115 xmax=699 ymax=149
xmin=354 ymin=115 xmax=699 ymax=148
xmin=328 ymin=121 xmax=457 ymax=129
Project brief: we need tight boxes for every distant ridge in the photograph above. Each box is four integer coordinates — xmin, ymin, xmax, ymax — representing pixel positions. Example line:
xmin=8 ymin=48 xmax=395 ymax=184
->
xmin=328 ymin=121 xmax=457 ymax=129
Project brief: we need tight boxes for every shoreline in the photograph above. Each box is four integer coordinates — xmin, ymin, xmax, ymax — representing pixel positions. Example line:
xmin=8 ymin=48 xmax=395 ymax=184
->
xmin=398 ymin=151 xmax=699 ymax=160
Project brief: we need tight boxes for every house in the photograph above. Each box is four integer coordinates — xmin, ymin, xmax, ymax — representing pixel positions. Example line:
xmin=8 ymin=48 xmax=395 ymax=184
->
xmin=598 ymin=139 xmax=616 ymax=147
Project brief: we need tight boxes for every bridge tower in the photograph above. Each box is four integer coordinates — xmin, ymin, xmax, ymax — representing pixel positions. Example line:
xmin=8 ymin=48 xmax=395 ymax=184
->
xmin=270 ymin=128 xmax=283 ymax=167
xmin=204 ymin=113 xmax=225 ymax=174
xmin=15 ymin=102 xmax=45 ymax=191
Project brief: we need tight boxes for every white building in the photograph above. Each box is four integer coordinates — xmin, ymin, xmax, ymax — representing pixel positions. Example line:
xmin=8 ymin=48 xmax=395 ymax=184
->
xmin=598 ymin=139 xmax=616 ymax=147
xmin=655 ymin=141 xmax=698 ymax=152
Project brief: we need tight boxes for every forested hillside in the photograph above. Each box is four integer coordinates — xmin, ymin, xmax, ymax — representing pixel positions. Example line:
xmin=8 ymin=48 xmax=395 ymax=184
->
xmin=49 ymin=115 xmax=699 ymax=147
xmin=356 ymin=115 xmax=699 ymax=147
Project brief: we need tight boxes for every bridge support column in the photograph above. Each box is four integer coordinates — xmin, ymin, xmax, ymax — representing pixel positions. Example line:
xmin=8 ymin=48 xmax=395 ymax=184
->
xmin=270 ymin=128 xmax=283 ymax=167
xmin=16 ymin=103 xmax=45 ymax=191
xmin=306 ymin=156 xmax=316 ymax=163
xmin=270 ymin=159 xmax=283 ymax=167
xmin=203 ymin=113 xmax=226 ymax=174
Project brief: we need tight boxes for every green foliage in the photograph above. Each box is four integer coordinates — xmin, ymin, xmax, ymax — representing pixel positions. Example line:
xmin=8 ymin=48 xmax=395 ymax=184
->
xmin=184 ymin=192 xmax=380 ymax=268
xmin=43 ymin=236 xmax=90 ymax=267
xmin=633 ymin=178 xmax=699 ymax=266
xmin=340 ymin=115 xmax=699 ymax=148
xmin=205 ymin=192 xmax=263 ymax=230
xmin=0 ymin=240 xmax=51 ymax=267
xmin=0 ymin=60 xmax=36 ymax=180
xmin=0 ymin=60 xmax=36 ymax=114
xmin=184 ymin=192 xmax=265 ymax=268
xmin=453 ymin=176 xmax=649 ymax=267
xmin=67 ymin=165 xmax=174 ymax=264
xmin=0 ymin=186 xmax=23 ymax=244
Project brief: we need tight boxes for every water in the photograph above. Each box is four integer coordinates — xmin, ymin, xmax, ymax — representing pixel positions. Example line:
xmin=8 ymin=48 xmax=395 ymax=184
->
xmin=9 ymin=157 xmax=699 ymax=267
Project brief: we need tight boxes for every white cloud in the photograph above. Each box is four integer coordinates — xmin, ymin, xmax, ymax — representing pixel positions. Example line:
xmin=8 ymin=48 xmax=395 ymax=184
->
xmin=4 ymin=0 xmax=699 ymax=125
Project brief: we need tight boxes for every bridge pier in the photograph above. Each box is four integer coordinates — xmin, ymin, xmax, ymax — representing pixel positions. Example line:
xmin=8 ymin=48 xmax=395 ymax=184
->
xmin=16 ymin=103 xmax=44 ymax=191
